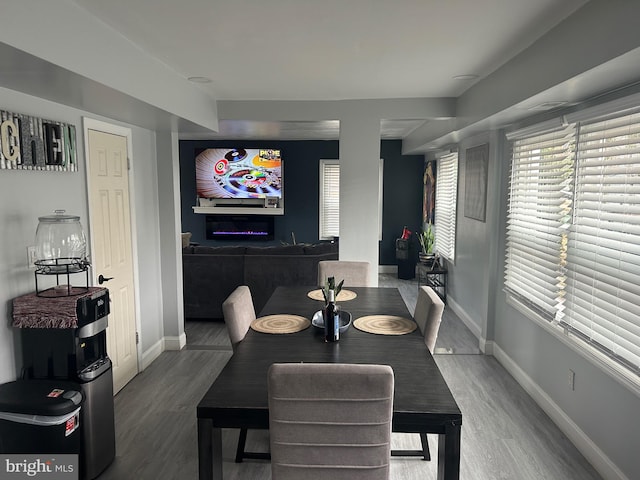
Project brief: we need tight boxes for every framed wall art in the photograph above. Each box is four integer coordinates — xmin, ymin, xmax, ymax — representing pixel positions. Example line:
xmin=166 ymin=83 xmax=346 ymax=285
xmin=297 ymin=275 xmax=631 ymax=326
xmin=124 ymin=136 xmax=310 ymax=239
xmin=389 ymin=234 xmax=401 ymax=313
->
xmin=463 ymin=143 xmax=489 ymax=222
xmin=423 ymin=160 xmax=436 ymax=226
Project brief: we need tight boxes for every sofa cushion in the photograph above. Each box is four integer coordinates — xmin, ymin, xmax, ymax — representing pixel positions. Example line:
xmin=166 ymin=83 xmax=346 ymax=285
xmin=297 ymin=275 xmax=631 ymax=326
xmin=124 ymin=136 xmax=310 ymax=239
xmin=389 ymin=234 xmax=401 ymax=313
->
xmin=245 ymin=245 xmax=306 ymax=256
xmin=193 ymin=246 xmax=246 ymax=255
xmin=303 ymin=242 xmax=338 ymax=255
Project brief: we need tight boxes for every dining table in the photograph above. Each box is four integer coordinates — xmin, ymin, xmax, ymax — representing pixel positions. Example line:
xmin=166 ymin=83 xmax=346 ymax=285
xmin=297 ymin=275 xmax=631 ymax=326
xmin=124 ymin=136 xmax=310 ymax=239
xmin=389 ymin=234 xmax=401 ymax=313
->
xmin=197 ymin=285 xmax=462 ymax=480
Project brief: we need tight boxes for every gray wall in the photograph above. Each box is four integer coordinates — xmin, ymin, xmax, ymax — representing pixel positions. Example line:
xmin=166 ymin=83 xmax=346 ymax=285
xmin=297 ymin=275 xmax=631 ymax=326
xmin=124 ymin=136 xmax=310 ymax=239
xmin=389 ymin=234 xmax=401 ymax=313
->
xmin=448 ymin=121 xmax=640 ymax=480
xmin=0 ymin=86 xmax=167 ymax=383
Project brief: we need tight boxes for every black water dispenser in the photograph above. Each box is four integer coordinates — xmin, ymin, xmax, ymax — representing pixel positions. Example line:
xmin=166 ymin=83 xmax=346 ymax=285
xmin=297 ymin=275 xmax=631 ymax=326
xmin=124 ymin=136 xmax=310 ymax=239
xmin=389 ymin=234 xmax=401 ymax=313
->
xmin=17 ymin=288 xmax=116 ymax=480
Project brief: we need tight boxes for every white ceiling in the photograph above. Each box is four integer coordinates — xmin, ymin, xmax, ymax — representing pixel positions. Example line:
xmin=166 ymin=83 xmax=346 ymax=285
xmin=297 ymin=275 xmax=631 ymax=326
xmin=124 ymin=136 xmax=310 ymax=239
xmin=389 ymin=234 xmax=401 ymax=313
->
xmin=69 ymin=0 xmax=590 ymax=141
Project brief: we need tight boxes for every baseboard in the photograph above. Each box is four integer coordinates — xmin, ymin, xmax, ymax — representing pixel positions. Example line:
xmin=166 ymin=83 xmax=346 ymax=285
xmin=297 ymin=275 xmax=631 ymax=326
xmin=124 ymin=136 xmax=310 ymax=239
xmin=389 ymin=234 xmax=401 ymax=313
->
xmin=447 ymin=296 xmax=482 ymax=340
xmin=493 ymin=344 xmax=629 ymax=480
xmin=378 ymin=264 xmax=398 ymax=274
xmin=164 ymin=332 xmax=187 ymax=351
xmin=480 ymin=339 xmax=494 ymax=355
xmin=141 ymin=339 xmax=164 ymax=370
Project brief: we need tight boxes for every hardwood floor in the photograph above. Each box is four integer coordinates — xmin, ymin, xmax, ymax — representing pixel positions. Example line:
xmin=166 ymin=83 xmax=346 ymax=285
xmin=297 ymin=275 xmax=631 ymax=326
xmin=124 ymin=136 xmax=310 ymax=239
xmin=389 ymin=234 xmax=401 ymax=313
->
xmin=96 ymin=275 xmax=602 ymax=479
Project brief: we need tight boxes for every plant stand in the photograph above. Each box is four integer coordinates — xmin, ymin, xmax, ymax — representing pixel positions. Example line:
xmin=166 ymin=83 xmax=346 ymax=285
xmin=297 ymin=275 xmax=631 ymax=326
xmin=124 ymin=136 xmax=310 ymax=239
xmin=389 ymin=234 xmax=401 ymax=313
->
xmin=417 ymin=263 xmax=447 ymax=304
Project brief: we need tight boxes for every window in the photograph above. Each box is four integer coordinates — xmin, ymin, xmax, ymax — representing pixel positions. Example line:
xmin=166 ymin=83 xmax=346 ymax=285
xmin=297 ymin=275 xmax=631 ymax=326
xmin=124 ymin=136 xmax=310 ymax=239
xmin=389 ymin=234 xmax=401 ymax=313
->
xmin=319 ymin=160 xmax=340 ymax=239
xmin=505 ymin=105 xmax=640 ymax=378
xmin=318 ymin=159 xmax=384 ymax=241
xmin=434 ymin=152 xmax=459 ymax=262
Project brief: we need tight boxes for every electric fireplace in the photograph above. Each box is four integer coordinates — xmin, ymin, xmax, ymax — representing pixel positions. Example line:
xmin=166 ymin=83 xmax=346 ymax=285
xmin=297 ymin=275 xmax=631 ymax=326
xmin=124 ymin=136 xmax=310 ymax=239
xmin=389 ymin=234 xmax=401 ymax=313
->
xmin=205 ymin=214 xmax=274 ymax=241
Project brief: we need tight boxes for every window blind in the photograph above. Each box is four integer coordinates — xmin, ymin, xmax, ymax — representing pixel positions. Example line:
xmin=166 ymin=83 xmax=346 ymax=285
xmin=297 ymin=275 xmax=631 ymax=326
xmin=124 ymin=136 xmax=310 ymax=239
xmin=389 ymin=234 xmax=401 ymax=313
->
xmin=506 ymin=104 xmax=640 ymax=377
xmin=563 ymin=111 xmax=640 ymax=372
xmin=319 ymin=160 xmax=340 ymax=239
xmin=434 ymin=152 xmax=458 ymax=262
xmin=505 ymin=124 xmax=576 ymax=319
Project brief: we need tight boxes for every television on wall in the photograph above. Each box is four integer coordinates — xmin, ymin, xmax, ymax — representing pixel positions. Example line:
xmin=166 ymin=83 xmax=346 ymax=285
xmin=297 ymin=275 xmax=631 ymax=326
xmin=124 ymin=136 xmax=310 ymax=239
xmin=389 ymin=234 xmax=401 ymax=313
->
xmin=195 ymin=148 xmax=282 ymax=200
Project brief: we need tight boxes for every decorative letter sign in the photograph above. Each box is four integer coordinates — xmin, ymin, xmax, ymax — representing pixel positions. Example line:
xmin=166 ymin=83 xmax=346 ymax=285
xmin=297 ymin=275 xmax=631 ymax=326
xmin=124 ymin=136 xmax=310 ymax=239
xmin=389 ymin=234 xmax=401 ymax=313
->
xmin=0 ymin=109 xmax=77 ymax=171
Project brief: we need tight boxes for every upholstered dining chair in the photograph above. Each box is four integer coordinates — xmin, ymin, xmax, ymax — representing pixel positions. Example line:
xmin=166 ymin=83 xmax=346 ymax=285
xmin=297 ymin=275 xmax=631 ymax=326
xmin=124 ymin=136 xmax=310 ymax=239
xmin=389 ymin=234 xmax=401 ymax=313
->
xmin=221 ymin=286 xmax=270 ymax=463
xmin=413 ymin=285 xmax=445 ymax=354
xmin=391 ymin=285 xmax=445 ymax=461
xmin=317 ymin=260 xmax=372 ymax=287
xmin=268 ymin=363 xmax=394 ymax=480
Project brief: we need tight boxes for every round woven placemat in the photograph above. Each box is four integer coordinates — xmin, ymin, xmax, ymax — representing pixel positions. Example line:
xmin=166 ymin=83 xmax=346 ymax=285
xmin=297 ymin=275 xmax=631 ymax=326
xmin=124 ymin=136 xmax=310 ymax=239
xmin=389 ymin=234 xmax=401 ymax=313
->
xmin=353 ymin=315 xmax=417 ymax=335
xmin=251 ymin=314 xmax=311 ymax=334
xmin=307 ymin=289 xmax=357 ymax=302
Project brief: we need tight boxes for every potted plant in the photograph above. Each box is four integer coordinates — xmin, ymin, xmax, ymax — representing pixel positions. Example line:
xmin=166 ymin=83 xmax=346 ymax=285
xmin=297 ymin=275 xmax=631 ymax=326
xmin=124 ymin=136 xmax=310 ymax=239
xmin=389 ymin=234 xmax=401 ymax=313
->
xmin=321 ymin=276 xmax=344 ymax=303
xmin=418 ymin=223 xmax=435 ymax=265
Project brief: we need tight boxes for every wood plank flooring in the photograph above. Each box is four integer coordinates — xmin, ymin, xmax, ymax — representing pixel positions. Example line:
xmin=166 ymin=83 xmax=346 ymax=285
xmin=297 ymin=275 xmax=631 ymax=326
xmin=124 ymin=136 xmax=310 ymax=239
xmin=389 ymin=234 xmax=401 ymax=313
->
xmin=96 ymin=275 xmax=602 ymax=479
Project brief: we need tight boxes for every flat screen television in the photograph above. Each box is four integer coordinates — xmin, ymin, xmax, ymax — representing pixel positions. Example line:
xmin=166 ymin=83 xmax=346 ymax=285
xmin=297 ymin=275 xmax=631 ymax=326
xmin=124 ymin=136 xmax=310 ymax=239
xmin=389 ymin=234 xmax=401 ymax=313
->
xmin=195 ymin=148 xmax=282 ymax=200
xmin=206 ymin=214 xmax=274 ymax=241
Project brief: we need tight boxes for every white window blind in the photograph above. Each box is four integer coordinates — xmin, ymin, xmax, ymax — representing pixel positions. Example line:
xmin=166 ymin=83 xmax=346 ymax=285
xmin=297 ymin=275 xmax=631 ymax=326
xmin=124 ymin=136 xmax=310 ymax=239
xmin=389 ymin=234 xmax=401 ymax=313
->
xmin=505 ymin=106 xmax=640 ymax=377
xmin=564 ymin=110 xmax=640 ymax=372
xmin=319 ymin=160 xmax=340 ymax=239
xmin=434 ymin=152 xmax=458 ymax=261
xmin=505 ymin=124 xmax=576 ymax=319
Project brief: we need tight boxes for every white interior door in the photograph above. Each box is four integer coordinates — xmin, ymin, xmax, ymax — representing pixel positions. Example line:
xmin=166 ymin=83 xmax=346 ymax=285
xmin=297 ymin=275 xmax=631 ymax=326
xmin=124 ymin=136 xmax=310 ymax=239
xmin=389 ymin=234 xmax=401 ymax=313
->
xmin=86 ymin=128 xmax=138 ymax=394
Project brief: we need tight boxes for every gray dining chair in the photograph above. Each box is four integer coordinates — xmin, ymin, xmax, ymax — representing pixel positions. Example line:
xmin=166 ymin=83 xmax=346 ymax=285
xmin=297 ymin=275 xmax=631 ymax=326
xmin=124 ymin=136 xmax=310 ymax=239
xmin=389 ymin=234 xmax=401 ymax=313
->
xmin=268 ymin=363 xmax=394 ymax=480
xmin=222 ymin=285 xmax=256 ymax=350
xmin=391 ymin=285 xmax=444 ymax=461
xmin=317 ymin=260 xmax=372 ymax=287
xmin=221 ymin=285 xmax=270 ymax=463
xmin=413 ymin=285 xmax=445 ymax=354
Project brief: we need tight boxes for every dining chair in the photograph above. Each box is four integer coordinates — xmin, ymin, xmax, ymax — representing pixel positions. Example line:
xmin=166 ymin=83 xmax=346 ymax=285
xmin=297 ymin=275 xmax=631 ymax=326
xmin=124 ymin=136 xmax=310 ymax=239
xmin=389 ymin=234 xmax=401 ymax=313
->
xmin=413 ymin=285 xmax=445 ymax=353
xmin=317 ymin=260 xmax=372 ymax=287
xmin=222 ymin=285 xmax=256 ymax=350
xmin=221 ymin=285 xmax=270 ymax=463
xmin=391 ymin=285 xmax=444 ymax=461
xmin=268 ymin=363 xmax=394 ymax=480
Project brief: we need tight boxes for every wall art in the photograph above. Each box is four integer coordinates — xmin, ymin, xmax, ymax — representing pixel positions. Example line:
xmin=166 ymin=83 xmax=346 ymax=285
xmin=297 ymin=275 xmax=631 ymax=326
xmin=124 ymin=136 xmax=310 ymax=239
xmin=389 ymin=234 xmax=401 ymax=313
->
xmin=463 ymin=143 xmax=489 ymax=222
xmin=423 ymin=159 xmax=436 ymax=226
xmin=0 ymin=110 xmax=77 ymax=171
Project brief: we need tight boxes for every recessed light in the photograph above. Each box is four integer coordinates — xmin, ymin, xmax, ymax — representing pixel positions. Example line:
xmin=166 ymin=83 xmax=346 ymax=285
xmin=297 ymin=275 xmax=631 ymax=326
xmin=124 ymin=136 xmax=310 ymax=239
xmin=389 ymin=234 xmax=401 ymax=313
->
xmin=188 ymin=76 xmax=212 ymax=84
xmin=452 ymin=74 xmax=478 ymax=81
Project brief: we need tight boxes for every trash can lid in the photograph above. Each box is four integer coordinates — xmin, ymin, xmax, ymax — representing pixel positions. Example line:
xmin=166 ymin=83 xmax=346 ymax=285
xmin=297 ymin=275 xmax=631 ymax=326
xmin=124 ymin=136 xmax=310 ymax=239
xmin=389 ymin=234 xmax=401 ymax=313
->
xmin=0 ymin=380 xmax=83 ymax=417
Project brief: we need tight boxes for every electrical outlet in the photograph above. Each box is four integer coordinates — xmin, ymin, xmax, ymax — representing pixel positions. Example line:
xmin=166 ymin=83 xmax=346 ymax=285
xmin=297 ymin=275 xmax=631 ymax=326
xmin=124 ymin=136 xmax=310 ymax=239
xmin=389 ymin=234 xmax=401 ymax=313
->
xmin=27 ymin=246 xmax=37 ymax=268
xmin=568 ymin=369 xmax=575 ymax=391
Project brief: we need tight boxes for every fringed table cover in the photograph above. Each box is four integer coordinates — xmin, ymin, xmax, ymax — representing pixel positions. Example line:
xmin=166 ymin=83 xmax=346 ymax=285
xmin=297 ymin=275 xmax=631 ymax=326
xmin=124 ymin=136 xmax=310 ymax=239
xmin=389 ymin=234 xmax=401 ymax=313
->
xmin=12 ymin=287 xmax=106 ymax=329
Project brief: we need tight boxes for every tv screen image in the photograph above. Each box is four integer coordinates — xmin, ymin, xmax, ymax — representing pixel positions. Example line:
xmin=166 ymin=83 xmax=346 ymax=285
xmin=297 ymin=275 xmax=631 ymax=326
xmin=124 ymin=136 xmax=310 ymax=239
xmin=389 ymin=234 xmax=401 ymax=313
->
xmin=195 ymin=148 xmax=282 ymax=199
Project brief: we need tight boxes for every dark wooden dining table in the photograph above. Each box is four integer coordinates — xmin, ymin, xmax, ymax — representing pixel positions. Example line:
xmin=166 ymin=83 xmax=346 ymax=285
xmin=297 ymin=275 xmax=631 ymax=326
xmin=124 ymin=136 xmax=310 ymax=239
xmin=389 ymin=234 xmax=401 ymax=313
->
xmin=197 ymin=286 xmax=462 ymax=480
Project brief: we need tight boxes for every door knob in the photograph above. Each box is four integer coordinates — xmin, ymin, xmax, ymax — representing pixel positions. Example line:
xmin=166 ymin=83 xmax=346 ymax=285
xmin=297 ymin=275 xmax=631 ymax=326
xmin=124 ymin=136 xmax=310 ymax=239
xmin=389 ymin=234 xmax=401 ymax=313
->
xmin=98 ymin=274 xmax=114 ymax=285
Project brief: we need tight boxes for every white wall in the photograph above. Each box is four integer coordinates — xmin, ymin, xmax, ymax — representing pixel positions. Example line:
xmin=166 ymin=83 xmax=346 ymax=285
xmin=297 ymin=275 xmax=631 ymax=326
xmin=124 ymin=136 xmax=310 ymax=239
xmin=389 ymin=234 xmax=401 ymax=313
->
xmin=339 ymin=114 xmax=381 ymax=286
xmin=156 ymin=131 xmax=186 ymax=350
xmin=0 ymin=86 xmax=166 ymax=383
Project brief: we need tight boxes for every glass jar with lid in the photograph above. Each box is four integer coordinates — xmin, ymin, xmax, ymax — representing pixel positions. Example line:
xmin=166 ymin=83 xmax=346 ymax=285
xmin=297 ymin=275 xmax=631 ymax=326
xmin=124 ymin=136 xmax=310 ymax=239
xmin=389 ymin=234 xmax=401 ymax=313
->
xmin=35 ymin=210 xmax=88 ymax=270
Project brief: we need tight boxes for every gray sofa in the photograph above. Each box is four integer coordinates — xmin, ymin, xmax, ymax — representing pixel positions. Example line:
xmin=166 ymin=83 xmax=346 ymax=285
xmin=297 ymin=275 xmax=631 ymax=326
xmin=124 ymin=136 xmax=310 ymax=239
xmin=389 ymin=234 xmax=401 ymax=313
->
xmin=182 ymin=242 xmax=338 ymax=319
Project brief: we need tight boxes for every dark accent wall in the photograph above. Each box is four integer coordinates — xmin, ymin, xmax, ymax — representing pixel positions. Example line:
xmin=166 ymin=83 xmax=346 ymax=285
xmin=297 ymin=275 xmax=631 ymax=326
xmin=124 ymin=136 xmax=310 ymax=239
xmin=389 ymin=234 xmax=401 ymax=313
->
xmin=380 ymin=141 xmax=425 ymax=265
xmin=179 ymin=139 xmax=423 ymax=265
